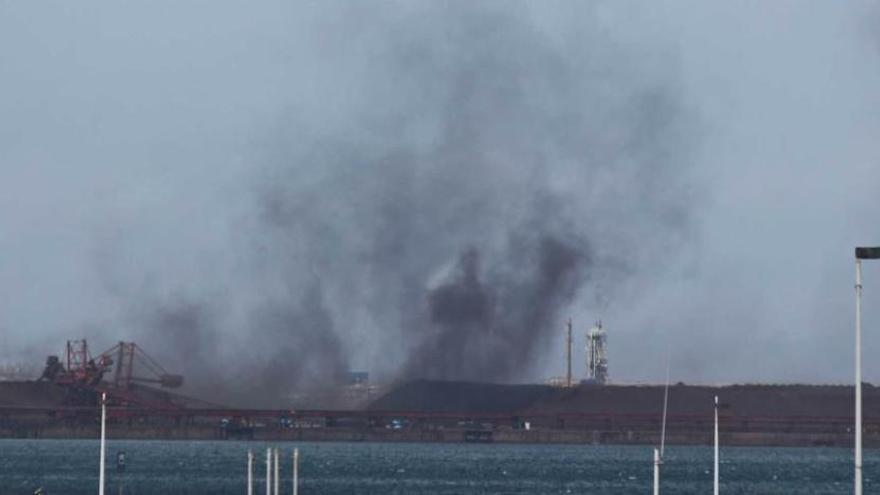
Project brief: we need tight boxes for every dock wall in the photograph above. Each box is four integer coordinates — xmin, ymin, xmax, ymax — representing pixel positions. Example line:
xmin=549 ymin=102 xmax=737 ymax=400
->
xmin=1 ymin=423 xmax=875 ymax=448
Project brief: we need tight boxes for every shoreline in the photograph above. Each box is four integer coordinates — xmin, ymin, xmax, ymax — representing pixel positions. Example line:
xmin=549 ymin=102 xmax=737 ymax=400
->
xmin=2 ymin=424 xmax=876 ymax=448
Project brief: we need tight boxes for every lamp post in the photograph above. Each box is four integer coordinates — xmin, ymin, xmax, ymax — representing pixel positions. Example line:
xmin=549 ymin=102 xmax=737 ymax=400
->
xmin=854 ymin=247 xmax=880 ymax=495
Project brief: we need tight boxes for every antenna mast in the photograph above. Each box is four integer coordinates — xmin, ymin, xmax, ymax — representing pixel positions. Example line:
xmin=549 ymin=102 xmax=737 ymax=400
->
xmin=565 ymin=319 xmax=573 ymax=388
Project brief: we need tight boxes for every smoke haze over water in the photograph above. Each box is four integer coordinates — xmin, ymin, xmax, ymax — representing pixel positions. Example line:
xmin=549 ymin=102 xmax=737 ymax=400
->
xmin=2 ymin=2 xmax=880 ymax=400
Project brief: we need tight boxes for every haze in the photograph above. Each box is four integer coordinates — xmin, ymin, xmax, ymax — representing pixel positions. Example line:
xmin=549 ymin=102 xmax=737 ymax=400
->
xmin=1 ymin=1 xmax=879 ymax=394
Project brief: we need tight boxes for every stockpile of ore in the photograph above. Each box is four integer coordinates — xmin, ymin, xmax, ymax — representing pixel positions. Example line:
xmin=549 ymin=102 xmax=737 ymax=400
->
xmin=369 ymin=380 xmax=880 ymax=417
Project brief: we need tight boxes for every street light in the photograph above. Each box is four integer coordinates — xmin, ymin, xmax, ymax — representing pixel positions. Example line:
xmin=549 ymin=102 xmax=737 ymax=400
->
xmin=854 ymin=247 xmax=880 ymax=495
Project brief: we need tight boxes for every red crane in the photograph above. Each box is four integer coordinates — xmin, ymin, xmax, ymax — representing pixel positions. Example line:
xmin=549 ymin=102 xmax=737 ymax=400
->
xmin=39 ymin=339 xmax=187 ymax=410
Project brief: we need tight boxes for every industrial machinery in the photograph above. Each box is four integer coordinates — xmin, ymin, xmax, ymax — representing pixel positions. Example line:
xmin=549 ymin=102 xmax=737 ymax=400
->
xmin=102 ymin=341 xmax=183 ymax=390
xmin=38 ymin=339 xmax=186 ymax=409
xmin=39 ymin=340 xmax=110 ymax=387
xmin=585 ymin=321 xmax=608 ymax=385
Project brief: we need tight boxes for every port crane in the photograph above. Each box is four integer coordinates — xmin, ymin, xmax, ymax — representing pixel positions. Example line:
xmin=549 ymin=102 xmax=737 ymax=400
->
xmin=38 ymin=339 xmax=185 ymax=409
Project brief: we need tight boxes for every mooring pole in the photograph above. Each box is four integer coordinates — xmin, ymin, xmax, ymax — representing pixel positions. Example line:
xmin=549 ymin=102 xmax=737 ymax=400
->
xmin=292 ymin=448 xmax=299 ymax=495
xmin=265 ymin=448 xmax=271 ymax=495
xmin=273 ymin=448 xmax=280 ymax=495
xmin=653 ymin=447 xmax=660 ymax=495
xmin=714 ymin=395 xmax=719 ymax=495
xmin=99 ymin=392 xmax=106 ymax=495
xmin=247 ymin=450 xmax=254 ymax=495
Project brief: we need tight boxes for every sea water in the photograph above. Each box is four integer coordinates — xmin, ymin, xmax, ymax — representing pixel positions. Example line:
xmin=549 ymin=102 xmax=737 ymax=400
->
xmin=0 ymin=439 xmax=875 ymax=494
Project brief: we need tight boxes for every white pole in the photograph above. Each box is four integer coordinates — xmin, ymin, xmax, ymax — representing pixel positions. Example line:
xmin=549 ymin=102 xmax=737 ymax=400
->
xmin=655 ymin=353 xmax=670 ymax=495
xmin=293 ymin=448 xmax=299 ymax=495
xmin=856 ymin=259 xmax=863 ymax=495
xmin=274 ymin=448 xmax=280 ymax=495
xmin=247 ymin=450 xmax=254 ymax=495
xmin=661 ymin=354 xmax=670 ymax=458
xmin=653 ymin=448 xmax=660 ymax=495
xmin=265 ymin=448 xmax=272 ymax=495
xmin=714 ymin=395 xmax=719 ymax=495
xmin=99 ymin=392 xmax=106 ymax=495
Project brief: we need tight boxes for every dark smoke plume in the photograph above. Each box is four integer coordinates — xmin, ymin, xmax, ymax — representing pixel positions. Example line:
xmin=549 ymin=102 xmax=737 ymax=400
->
xmin=405 ymin=235 xmax=587 ymax=381
xmin=125 ymin=285 xmax=348 ymax=407
xmin=252 ymin=4 xmax=694 ymax=387
xmin=101 ymin=2 xmax=696 ymax=402
xmin=8 ymin=2 xmax=880 ymax=391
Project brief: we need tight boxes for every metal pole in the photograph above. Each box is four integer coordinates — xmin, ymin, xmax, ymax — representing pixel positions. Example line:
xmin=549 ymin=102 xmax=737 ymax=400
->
xmin=566 ymin=319 xmax=572 ymax=387
xmin=265 ymin=448 xmax=271 ymax=495
xmin=99 ymin=392 xmax=106 ymax=495
xmin=856 ymin=259 xmax=863 ymax=495
xmin=714 ymin=395 xmax=719 ymax=495
xmin=661 ymin=354 xmax=670 ymax=458
xmin=274 ymin=448 xmax=280 ymax=495
xmin=653 ymin=448 xmax=660 ymax=495
xmin=247 ymin=450 xmax=254 ymax=495
xmin=293 ymin=448 xmax=299 ymax=495
xmin=656 ymin=352 xmax=670 ymax=495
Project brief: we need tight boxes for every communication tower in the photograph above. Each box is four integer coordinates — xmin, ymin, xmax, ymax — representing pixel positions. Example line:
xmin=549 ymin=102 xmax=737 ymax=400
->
xmin=586 ymin=321 xmax=608 ymax=384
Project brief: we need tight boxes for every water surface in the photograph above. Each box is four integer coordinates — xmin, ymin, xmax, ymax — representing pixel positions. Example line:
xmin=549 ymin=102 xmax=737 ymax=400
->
xmin=0 ymin=439 xmax=875 ymax=494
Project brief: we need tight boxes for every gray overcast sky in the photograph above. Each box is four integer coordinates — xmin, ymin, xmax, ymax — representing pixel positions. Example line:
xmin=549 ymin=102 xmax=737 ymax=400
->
xmin=1 ymin=1 xmax=880 ymax=388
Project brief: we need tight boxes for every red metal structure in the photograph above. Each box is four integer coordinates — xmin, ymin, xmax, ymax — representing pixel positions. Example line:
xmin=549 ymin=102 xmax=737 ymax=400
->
xmin=42 ymin=339 xmax=111 ymax=387
xmin=39 ymin=339 xmax=188 ymax=410
xmin=100 ymin=341 xmax=183 ymax=390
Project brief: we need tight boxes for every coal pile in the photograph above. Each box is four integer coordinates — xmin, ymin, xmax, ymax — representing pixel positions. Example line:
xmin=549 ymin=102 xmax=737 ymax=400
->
xmin=0 ymin=381 xmax=71 ymax=408
xmin=0 ymin=380 xmax=219 ymax=409
xmin=369 ymin=380 xmax=880 ymax=418
xmin=368 ymin=380 xmax=558 ymax=413
xmin=525 ymin=383 xmax=880 ymax=417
